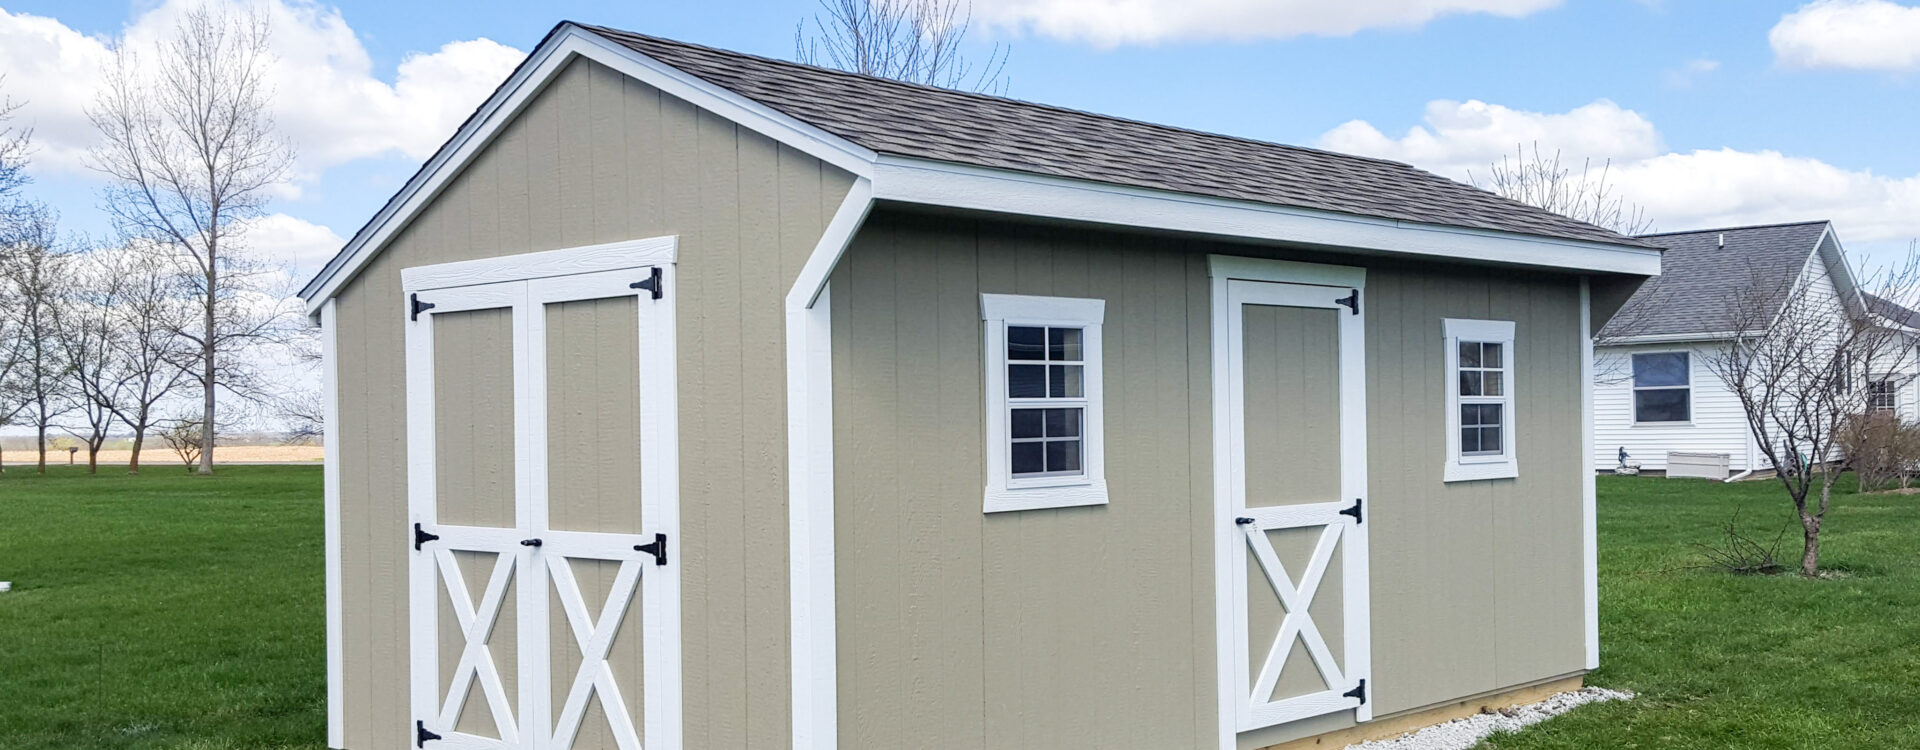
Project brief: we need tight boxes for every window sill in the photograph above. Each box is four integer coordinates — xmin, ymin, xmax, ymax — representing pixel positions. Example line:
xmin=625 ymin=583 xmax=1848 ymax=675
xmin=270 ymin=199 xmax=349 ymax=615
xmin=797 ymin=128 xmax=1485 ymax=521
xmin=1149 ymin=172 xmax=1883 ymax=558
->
xmin=1631 ymin=420 xmax=1694 ymax=427
xmin=1443 ymin=460 xmax=1518 ymax=483
xmin=984 ymin=481 xmax=1109 ymax=513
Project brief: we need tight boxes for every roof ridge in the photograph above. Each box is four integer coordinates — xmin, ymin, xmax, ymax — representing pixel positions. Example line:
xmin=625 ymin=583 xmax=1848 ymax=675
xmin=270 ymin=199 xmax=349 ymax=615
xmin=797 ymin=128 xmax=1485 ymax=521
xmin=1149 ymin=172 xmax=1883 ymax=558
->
xmin=576 ymin=23 xmax=1447 ymax=173
xmin=1636 ymin=219 xmax=1830 ymax=238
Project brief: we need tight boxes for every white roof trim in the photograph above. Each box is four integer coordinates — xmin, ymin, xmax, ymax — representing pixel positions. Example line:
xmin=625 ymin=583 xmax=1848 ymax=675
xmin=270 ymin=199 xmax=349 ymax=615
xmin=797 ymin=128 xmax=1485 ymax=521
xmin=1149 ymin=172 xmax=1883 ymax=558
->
xmin=873 ymin=156 xmax=1662 ymax=277
xmin=300 ymin=24 xmax=1659 ymax=313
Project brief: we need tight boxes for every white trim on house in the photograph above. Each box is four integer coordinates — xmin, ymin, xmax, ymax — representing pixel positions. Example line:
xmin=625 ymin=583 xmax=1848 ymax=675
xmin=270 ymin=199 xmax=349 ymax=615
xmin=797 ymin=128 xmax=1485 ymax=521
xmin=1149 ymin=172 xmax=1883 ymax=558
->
xmin=787 ymin=185 xmax=871 ymax=750
xmin=398 ymin=235 xmax=677 ymax=291
xmin=1580 ymin=279 xmax=1599 ymax=670
xmin=320 ymin=300 xmax=344 ymax=749
xmin=876 ymin=157 xmax=1663 ymax=277
xmin=1442 ymin=318 xmax=1519 ymax=482
xmin=299 ymin=24 xmax=874 ymax=315
xmin=1628 ymin=350 xmax=1694 ymax=426
xmin=979 ymin=294 xmax=1109 ymax=513
xmin=1208 ymin=255 xmax=1371 ymax=749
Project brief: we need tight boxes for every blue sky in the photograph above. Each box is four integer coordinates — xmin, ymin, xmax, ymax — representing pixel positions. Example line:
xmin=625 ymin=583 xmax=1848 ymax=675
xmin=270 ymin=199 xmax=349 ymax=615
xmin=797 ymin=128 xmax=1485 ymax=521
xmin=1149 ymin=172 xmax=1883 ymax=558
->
xmin=3 ymin=0 xmax=1917 ymax=280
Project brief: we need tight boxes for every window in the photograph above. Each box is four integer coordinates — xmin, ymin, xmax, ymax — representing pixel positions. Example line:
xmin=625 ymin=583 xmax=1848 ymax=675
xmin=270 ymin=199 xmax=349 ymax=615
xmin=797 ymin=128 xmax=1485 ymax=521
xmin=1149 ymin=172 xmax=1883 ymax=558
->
xmin=1869 ymin=378 xmax=1899 ymax=413
xmin=1632 ymin=352 xmax=1691 ymax=423
xmin=1444 ymin=319 xmax=1517 ymax=482
xmin=981 ymin=294 xmax=1107 ymax=512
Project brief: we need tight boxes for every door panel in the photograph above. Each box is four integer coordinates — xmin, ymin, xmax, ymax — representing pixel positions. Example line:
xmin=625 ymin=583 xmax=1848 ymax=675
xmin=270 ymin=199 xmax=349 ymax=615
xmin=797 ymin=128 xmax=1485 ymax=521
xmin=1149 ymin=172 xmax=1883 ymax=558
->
xmin=408 ymin=264 xmax=678 ymax=750
xmin=1224 ymin=279 xmax=1371 ymax=733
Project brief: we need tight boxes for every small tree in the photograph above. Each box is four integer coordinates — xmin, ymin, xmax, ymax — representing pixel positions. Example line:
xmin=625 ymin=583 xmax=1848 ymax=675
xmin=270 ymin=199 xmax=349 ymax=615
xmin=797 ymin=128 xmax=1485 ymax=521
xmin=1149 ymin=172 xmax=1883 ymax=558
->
xmin=161 ymin=417 xmax=206 ymax=472
xmin=0 ymin=210 xmax=77 ymax=473
xmin=87 ymin=5 xmax=296 ymax=475
xmin=1471 ymin=142 xmax=1653 ymax=236
xmin=1707 ymin=254 xmax=1920 ymax=575
xmin=94 ymin=243 xmax=193 ymax=474
xmin=796 ymin=0 xmax=1008 ymax=93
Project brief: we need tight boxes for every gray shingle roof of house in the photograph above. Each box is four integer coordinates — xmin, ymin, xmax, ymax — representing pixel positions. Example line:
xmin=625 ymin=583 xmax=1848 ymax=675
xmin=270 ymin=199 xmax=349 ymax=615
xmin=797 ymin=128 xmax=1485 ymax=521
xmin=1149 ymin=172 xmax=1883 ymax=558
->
xmin=1600 ymin=221 xmax=1833 ymax=340
xmin=581 ymin=24 xmax=1655 ymax=250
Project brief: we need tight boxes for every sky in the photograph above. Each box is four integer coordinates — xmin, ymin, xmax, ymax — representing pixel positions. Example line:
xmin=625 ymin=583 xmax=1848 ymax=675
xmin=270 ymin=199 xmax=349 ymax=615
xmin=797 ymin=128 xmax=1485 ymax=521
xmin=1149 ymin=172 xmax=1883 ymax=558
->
xmin=2 ymin=0 xmax=1918 ymax=430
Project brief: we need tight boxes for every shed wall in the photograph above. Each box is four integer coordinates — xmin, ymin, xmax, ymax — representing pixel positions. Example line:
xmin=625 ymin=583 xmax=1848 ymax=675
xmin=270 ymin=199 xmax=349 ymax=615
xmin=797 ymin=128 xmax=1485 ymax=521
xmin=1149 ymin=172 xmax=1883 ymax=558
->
xmin=329 ymin=55 xmax=853 ymax=749
xmin=829 ymin=211 xmax=1589 ymax=749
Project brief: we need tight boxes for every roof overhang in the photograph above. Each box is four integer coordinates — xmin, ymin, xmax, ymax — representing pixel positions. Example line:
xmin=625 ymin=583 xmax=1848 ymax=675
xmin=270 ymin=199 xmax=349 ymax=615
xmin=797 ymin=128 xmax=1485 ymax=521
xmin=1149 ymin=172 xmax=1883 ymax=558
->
xmin=1598 ymin=331 xmax=1747 ymax=346
xmin=298 ymin=22 xmax=1663 ymax=317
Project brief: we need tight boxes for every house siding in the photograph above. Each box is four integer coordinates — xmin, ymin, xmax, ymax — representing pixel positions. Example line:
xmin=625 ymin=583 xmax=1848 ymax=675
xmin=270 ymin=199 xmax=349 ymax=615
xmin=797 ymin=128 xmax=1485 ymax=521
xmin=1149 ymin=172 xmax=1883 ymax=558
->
xmin=829 ymin=210 xmax=1588 ymax=750
xmin=329 ymin=55 xmax=853 ymax=749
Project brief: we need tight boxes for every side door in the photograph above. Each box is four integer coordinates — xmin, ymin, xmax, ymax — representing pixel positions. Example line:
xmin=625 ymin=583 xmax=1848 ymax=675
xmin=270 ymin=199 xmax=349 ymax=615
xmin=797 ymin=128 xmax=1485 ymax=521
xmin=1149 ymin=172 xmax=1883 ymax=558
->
xmin=1223 ymin=278 xmax=1372 ymax=732
xmin=406 ymin=263 xmax=680 ymax=750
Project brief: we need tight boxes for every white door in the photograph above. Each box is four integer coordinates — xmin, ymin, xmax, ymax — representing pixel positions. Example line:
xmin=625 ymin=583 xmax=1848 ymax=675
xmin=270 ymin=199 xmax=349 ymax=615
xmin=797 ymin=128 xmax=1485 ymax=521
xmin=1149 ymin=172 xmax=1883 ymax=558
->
xmin=1223 ymin=278 xmax=1371 ymax=732
xmin=405 ymin=263 xmax=680 ymax=750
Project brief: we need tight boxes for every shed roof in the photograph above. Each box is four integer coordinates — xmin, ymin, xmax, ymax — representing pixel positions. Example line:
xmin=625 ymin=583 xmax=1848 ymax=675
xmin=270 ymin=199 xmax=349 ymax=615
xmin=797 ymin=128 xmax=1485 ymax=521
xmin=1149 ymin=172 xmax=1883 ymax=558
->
xmin=580 ymin=24 xmax=1653 ymax=250
xmin=1600 ymin=221 xmax=1835 ymax=340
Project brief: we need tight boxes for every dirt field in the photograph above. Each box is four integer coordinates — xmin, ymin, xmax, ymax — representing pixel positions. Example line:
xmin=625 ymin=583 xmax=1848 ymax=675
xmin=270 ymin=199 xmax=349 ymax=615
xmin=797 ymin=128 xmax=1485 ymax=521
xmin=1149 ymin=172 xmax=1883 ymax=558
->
xmin=1 ymin=445 xmax=323 ymax=466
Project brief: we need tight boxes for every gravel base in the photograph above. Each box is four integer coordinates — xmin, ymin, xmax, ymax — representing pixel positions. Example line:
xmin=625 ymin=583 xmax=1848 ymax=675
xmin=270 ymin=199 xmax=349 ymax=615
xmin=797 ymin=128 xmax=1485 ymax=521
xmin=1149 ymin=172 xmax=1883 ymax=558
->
xmin=1346 ymin=687 xmax=1633 ymax=750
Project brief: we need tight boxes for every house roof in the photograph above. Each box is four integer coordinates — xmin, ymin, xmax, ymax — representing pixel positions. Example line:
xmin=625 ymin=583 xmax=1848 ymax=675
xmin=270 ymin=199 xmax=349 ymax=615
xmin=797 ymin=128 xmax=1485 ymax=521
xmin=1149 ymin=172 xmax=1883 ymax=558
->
xmin=1866 ymin=292 xmax=1920 ymax=329
xmin=1600 ymin=221 xmax=1835 ymax=340
xmin=580 ymin=25 xmax=1653 ymax=250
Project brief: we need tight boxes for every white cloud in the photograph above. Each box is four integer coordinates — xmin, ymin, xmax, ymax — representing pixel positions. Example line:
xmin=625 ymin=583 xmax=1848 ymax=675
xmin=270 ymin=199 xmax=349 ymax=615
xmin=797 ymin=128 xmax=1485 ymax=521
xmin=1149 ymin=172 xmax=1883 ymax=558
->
xmin=0 ymin=0 xmax=522 ymax=178
xmin=972 ymin=0 xmax=1562 ymax=46
xmin=1663 ymin=57 xmax=1720 ymax=87
xmin=1318 ymin=99 xmax=1920 ymax=244
xmin=242 ymin=212 xmax=346 ymax=279
xmin=1770 ymin=0 xmax=1920 ymax=71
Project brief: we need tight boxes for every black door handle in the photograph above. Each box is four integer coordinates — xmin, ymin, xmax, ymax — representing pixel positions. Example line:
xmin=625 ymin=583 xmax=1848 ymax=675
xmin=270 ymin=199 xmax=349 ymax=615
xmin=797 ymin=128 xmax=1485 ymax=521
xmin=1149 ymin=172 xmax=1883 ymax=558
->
xmin=520 ymin=538 xmax=543 ymax=547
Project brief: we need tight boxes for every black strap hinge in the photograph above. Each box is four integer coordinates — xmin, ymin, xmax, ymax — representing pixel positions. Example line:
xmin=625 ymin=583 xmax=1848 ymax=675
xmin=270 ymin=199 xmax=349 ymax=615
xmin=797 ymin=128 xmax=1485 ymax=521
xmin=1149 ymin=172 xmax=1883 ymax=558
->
xmin=1338 ymin=498 xmax=1363 ymax=524
xmin=413 ymin=523 xmax=439 ymax=551
xmin=630 ymin=267 xmax=664 ymax=300
xmin=410 ymin=293 xmax=436 ymax=321
xmin=1335 ymin=289 xmax=1360 ymax=315
xmin=1234 ymin=516 xmax=1256 ymax=526
xmin=1344 ymin=678 xmax=1367 ymax=704
xmin=635 ymin=533 xmax=668 ymax=566
xmin=416 ymin=720 xmax=442 ymax=747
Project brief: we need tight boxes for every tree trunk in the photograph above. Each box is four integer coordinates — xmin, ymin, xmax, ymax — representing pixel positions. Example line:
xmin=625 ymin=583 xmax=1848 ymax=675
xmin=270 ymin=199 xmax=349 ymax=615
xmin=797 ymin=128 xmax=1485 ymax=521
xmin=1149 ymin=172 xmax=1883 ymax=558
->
xmin=36 ymin=424 xmax=47 ymax=474
xmin=198 ymin=293 xmax=216 ymax=475
xmin=128 ymin=432 xmax=145 ymax=475
xmin=87 ymin=444 xmax=99 ymax=474
xmin=1800 ymin=513 xmax=1823 ymax=576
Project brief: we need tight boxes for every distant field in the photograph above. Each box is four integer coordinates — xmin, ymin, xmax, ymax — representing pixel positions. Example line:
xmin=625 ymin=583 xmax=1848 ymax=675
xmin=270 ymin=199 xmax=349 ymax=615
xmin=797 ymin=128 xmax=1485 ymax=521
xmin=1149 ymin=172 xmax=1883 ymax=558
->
xmin=1 ymin=445 xmax=323 ymax=467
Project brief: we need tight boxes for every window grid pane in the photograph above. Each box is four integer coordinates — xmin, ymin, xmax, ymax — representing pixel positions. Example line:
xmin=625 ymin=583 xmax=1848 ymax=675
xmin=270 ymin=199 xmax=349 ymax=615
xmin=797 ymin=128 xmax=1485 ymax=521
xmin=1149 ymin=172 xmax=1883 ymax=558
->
xmin=1006 ymin=324 xmax=1089 ymax=479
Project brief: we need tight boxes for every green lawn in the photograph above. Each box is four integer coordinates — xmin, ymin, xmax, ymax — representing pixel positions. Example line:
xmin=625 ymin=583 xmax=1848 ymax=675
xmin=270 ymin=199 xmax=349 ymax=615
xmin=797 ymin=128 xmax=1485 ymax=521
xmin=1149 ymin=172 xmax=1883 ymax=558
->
xmin=0 ymin=465 xmax=327 ymax=750
xmin=2 ymin=468 xmax=1918 ymax=749
xmin=1487 ymin=474 xmax=1920 ymax=749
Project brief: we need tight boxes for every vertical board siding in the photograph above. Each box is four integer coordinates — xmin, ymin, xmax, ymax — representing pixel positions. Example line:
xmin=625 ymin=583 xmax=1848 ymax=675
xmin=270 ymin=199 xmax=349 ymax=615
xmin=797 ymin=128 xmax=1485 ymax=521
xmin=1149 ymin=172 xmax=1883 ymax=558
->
xmin=329 ymin=56 xmax=852 ymax=749
xmin=832 ymin=211 xmax=1588 ymax=748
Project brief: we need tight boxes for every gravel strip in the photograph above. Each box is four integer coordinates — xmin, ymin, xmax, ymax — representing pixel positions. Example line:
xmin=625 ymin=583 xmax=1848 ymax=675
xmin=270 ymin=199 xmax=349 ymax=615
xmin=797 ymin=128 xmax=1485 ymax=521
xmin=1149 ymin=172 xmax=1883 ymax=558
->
xmin=1347 ymin=687 xmax=1633 ymax=750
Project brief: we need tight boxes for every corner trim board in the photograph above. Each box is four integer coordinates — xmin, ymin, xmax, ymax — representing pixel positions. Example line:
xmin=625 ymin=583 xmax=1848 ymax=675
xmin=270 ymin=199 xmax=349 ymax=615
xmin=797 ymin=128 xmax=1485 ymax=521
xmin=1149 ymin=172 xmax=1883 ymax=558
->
xmin=321 ymin=300 xmax=344 ymax=749
xmin=1581 ymin=278 xmax=1600 ymax=670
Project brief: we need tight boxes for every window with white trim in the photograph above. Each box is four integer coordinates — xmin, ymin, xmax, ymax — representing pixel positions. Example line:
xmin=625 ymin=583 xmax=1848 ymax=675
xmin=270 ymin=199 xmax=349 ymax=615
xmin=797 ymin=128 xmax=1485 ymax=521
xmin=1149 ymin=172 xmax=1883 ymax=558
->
xmin=1631 ymin=352 xmax=1691 ymax=423
xmin=1444 ymin=319 xmax=1518 ymax=482
xmin=981 ymin=294 xmax=1107 ymax=512
xmin=1869 ymin=378 xmax=1899 ymax=413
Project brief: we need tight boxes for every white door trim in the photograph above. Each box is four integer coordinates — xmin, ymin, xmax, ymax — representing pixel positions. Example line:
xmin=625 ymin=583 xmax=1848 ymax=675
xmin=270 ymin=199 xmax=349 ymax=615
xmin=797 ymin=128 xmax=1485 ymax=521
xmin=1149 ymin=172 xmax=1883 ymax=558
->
xmin=405 ymin=243 xmax=681 ymax=750
xmin=1209 ymin=256 xmax=1372 ymax=749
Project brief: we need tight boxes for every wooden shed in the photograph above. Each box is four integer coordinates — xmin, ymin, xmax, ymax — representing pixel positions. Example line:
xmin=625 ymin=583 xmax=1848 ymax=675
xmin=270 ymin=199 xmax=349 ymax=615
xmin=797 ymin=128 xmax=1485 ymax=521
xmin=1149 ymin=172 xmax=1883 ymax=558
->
xmin=299 ymin=22 xmax=1660 ymax=750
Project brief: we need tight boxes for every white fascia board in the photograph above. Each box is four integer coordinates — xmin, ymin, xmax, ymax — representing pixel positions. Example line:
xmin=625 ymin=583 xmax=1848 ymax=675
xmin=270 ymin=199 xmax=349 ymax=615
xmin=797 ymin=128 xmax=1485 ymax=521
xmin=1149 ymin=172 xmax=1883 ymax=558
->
xmin=299 ymin=24 xmax=876 ymax=314
xmin=871 ymin=156 xmax=1663 ymax=277
xmin=1598 ymin=331 xmax=1745 ymax=346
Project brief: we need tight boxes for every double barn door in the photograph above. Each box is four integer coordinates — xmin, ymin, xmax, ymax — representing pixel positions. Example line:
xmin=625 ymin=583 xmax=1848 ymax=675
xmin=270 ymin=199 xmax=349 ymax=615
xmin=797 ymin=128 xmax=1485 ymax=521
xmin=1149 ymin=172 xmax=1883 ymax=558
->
xmin=404 ymin=258 xmax=679 ymax=750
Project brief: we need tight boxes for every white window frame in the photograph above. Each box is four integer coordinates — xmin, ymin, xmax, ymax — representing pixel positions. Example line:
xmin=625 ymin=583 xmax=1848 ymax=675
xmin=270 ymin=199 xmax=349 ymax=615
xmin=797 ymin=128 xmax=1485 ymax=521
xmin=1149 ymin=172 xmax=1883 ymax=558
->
xmin=981 ymin=294 xmax=1108 ymax=513
xmin=1630 ymin=350 xmax=1693 ymax=425
xmin=1444 ymin=318 xmax=1518 ymax=482
xmin=1868 ymin=376 xmax=1900 ymax=414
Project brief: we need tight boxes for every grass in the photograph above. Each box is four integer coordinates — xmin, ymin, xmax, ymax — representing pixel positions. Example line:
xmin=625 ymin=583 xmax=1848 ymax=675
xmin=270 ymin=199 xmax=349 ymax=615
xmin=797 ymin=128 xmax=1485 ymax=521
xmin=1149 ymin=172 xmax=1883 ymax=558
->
xmin=0 ymin=465 xmax=326 ymax=750
xmin=1485 ymin=473 xmax=1920 ymax=749
xmin=3 ymin=467 xmax=1918 ymax=748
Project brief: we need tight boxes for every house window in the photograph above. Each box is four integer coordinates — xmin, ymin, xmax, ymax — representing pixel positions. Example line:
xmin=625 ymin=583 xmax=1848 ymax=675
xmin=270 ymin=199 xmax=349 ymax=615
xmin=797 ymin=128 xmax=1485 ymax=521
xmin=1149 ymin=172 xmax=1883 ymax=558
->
xmin=981 ymin=294 xmax=1107 ymax=512
xmin=1444 ymin=319 xmax=1518 ymax=482
xmin=1869 ymin=379 xmax=1899 ymax=413
xmin=1632 ymin=352 xmax=1691 ymax=423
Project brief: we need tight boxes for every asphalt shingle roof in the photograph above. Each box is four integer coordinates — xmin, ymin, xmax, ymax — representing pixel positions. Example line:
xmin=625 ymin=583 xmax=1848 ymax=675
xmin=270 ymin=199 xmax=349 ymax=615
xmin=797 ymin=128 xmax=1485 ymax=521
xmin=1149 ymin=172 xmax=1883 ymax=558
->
xmin=581 ymin=24 xmax=1655 ymax=250
xmin=1866 ymin=292 xmax=1920 ymax=329
xmin=1600 ymin=221 xmax=1832 ymax=339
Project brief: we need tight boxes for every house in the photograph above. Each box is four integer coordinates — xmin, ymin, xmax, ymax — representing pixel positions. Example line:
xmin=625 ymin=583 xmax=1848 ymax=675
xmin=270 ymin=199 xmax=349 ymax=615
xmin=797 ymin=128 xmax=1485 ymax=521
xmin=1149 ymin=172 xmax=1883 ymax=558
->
xmin=1865 ymin=293 xmax=1920 ymax=422
xmin=1593 ymin=221 xmax=1863 ymax=476
xmin=297 ymin=22 xmax=1660 ymax=750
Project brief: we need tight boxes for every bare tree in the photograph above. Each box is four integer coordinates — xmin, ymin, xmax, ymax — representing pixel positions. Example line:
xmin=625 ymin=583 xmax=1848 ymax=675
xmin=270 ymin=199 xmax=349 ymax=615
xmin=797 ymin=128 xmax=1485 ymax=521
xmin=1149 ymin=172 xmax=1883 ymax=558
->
xmin=1471 ymin=142 xmax=1653 ymax=236
xmin=1705 ymin=252 xmax=1920 ymax=576
xmin=87 ymin=5 xmax=295 ymax=475
xmin=0 ymin=75 xmax=32 ymax=232
xmin=54 ymin=256 xmax=120 ymax=473
xmin=0 ymin=77 xmax=32 ymax=472
xmin=797 ymin=0 xmax=1008 ymax=94
xmin=0 ymin=210 xmax=77 ymax=473
xmin=96 ymin=242 xmax=194 ymax=474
